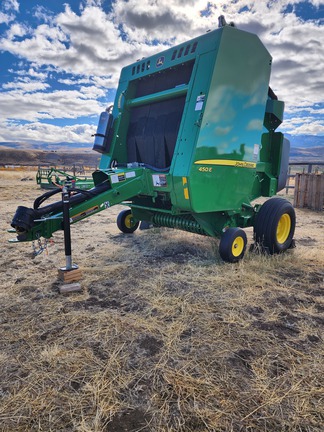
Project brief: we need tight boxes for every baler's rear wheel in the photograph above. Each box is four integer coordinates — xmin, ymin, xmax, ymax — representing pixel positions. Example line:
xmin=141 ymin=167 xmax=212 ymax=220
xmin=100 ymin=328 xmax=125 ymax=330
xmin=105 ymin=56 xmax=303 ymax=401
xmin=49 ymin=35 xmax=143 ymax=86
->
xmin=254 ymin=197 xmax=295 ymax=254
xmin=219 ymin=227 xmax=247 ymax=263
xmin=117 ymin=209 xmax=139 ymax=234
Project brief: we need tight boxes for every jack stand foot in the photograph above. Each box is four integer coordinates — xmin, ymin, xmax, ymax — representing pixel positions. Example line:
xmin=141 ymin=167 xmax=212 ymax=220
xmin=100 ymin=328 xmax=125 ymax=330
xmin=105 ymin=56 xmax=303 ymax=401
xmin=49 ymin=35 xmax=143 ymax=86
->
xmin=59 ymin=282 xmax=82 ymax=294
xmin=58 ymin=264 xmax=82 ymax=283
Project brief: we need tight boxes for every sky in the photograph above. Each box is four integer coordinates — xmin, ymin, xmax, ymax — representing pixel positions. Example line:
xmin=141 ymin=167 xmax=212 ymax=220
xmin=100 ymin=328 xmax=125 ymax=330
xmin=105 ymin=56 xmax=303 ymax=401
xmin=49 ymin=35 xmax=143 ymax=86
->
xmin=0 ymin=0 xmax=323 ymax=146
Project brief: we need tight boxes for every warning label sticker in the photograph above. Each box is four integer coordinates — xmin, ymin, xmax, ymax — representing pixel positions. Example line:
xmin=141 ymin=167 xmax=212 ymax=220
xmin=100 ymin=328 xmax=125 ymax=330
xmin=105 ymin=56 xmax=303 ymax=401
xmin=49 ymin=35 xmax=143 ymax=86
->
xmin=152 ymin=174 xmax=167 ymax=187
xmin=71 ymin=206 xmax=99 ymax=223
xmin=195 ymin=94 xmax=205 ymax=111
xmin=125 ymin=171 xmax=136 ymax=179
xmin=111 ymin=173 xmax=126 ymax=184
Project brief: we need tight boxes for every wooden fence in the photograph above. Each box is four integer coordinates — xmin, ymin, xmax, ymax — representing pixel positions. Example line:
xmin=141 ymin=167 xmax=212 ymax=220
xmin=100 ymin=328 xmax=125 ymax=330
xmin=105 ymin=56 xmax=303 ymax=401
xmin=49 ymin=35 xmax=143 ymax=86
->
xmin=293 ymin=173 xmax=324 ymax=211
xmin=285 ymin=162 xmax=324 ymax=211
xmin=285 ymin=162 xmax=324 ymax=194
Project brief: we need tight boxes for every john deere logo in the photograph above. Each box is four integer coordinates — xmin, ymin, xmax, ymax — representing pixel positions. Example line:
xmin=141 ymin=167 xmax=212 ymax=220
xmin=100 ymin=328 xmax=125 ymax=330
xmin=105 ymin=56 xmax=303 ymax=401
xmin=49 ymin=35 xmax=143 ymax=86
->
xmin=156 ymin=56 xmax=164 ymax=68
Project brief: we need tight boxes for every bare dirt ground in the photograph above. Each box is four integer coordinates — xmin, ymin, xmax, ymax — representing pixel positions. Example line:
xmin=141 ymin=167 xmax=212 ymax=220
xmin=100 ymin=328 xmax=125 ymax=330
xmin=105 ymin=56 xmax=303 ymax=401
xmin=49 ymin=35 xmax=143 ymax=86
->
xmin=0 ymin=170 xmax=323 ymax=432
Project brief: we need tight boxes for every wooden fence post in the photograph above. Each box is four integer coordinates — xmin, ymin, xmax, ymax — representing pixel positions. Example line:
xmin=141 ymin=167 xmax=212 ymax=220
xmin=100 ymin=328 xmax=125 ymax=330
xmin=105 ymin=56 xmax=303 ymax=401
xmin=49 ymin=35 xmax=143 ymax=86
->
xmin=294 ymin=173 xmax=300 ymax=207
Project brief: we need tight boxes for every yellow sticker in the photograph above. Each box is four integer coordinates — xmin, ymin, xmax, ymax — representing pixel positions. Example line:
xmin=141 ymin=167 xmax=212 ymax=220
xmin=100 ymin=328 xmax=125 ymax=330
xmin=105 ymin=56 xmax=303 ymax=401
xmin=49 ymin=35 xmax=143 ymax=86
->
xmin=195 ymin=159 xmax=256 ymax=169
xmin=71 ymin=206 xmax=99 ymax=223
xmin=182 ymin=177 xmax=189 ymax=199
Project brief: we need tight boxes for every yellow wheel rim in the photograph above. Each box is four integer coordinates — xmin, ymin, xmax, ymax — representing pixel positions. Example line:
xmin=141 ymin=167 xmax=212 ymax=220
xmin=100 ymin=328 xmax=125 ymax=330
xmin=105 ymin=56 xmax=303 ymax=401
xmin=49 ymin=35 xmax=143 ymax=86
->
xmin=276 ymin=213 xmax=291 ymax=244
xmin=124 ymin=214 xmax=133 ymax=229
xmin=232 ymin=236 xmax=244 ymax=257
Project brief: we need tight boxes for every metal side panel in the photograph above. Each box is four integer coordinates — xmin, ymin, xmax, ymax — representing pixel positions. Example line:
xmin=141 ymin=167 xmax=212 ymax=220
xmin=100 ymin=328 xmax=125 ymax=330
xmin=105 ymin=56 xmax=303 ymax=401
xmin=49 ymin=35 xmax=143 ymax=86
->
xmin=189 ymin=26 xmax=272 ymax=213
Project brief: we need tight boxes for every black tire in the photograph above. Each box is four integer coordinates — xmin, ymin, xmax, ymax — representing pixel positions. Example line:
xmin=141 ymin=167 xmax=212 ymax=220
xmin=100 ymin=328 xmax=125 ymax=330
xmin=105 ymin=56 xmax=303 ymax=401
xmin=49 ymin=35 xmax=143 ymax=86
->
xmin=117 ymin=209 xmax=139 ymax=234
xmin=219 ymin=227 xmax=247 ymax=263
xmin=254 ymin=197 xmax=295 ymax=254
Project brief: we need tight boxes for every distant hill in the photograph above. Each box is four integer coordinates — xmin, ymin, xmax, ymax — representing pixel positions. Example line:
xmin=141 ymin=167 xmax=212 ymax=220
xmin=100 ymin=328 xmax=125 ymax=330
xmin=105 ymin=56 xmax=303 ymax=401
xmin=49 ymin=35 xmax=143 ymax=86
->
xmin=285 ymin=134 xmax=324 ymax=149
xmin=0 ymin=141 xmax=93 ymax=152
xmin=290 ymin=146 xmax=324 ymax=161
xmin=0 ymin=148 xmax=100 ymax=168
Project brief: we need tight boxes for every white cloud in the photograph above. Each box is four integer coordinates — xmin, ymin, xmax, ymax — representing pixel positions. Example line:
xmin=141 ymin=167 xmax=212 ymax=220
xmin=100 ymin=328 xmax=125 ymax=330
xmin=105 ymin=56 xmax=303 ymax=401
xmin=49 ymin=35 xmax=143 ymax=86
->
xmin=280 ymin=111 xmax=324 ymax=135
xmin=309 ymin=0 xmax=324 ymax=7
xmin=5 ymin=22 xmax=29 ymax=39
xmin=0 ymin=4 xmax=135 ymax=82
xmin=2 ymin=80 xmax=50 ymax=92
xmin=3 ymin=0 xmax=19 ymax=13
xmin=8 ymin=68 xmax=48 ymax=80
xmin=33 ymin=5 xmax=54 ymax=23
xmin=283 ymin=118 xmax=324 ymax=135
xmin=79 ymin=85 xmax=106 ymax=98
xmin=0 ymin=11 xmax=15 ymax=25
xmin=58 ymin=77 xmax=91 ymax=86
xmin=27 ymin=68 xmax=48 ymax=80
xmin=0 ymin=85 xmax=107 ymax=122
xmin=112 ymin=0 xmax=192 ymax=42
xmin=57 ymin=75 xmax=116 ymax=89
xmin=0 ymin=120 xmax=96 ymax=143
xmin=0 ymin=0 xmax=19 ymax=24
xmin=91 ymin=75 xmax=116 ymax=89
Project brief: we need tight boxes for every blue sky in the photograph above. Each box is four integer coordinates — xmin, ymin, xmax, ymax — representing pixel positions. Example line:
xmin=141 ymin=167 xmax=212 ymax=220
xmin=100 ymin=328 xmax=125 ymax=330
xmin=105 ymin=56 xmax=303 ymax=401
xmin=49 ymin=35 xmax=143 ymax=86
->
xmin=0 ymin=0 xmax=323 ymax=145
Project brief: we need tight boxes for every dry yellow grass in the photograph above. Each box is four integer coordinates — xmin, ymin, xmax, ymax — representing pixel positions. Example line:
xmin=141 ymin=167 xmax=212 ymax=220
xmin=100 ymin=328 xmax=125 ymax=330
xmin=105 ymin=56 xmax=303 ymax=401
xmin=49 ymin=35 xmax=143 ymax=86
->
xmin=0 ymin=170 xmax=323 ymax=431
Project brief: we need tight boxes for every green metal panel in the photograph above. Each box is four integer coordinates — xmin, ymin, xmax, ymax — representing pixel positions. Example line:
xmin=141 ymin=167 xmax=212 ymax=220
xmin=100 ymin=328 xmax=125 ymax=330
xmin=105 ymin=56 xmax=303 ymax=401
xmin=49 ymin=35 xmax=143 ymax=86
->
xmin=100 ymin=25 xmax=274 ymax=214
xmin=170 ymin=49 xmax=221 ymax=211
xmin=93 ymin=25 xmax=282 ymax=229
xmin=264 ymin=99 xmax=285 ymax=131
xmin=186 ymin=26 xmax=272 ymax=212
xmin=99 ymin=28 xmax=223 ymax=175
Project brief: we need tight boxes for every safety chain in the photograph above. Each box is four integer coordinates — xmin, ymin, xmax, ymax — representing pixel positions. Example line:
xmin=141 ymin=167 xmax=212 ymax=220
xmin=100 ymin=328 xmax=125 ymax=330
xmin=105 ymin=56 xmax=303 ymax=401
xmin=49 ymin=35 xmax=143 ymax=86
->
xmin=32 ymin=235 xmax=52 ymax=257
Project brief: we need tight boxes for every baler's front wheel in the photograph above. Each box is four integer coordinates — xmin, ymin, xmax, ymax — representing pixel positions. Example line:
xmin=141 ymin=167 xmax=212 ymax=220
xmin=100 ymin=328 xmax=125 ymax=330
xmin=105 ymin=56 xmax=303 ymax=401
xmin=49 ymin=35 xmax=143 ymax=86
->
xmin=117 ymin=209 xmax=139 ymax=234
xmin=219 ymin=228 xmax=247 ymax=263
xmin=254 ymin=197 xmax=295 ymax=254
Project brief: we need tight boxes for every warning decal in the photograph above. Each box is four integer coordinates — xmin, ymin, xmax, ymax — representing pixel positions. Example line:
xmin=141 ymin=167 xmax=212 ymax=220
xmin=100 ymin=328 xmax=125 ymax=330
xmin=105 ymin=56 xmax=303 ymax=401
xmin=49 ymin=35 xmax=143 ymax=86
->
xmin=111 ymin=172 xmax=126 ymax=184
xmin=152 ymin=174 xmax=167 ymax=187
xmin=71 ymin=206 xmax=99 ymax=223
xmin=195 ymin=94 xmax=205 ymax=111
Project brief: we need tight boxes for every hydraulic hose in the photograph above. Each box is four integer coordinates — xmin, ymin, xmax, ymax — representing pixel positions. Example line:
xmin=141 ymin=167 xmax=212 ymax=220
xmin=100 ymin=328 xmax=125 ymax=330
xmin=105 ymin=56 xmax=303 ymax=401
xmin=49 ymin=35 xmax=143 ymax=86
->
xmin=11 ymin=180 xmax=111 ymax=233
xmin=34 ymin=188 xmax=62 ymax=209
xmin=35 ymin=181 xmax=110 ymax=217
xmin=34 ymin=187 xmax=98 ymax=210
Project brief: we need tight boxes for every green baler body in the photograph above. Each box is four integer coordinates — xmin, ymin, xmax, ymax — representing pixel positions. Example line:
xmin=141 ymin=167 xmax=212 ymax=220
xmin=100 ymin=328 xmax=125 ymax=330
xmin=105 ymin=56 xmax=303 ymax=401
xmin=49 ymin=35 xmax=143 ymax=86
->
xmin=10 ymin=24 xmax=289 ymax=242
xmin=97 ymin=25 xmax=285 ymax=235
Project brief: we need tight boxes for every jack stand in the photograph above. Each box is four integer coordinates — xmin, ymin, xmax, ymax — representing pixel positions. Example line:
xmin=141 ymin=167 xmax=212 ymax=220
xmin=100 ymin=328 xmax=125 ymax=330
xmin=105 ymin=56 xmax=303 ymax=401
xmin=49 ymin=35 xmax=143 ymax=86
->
xmin=58 ymin=185 xmax=82 ymax=284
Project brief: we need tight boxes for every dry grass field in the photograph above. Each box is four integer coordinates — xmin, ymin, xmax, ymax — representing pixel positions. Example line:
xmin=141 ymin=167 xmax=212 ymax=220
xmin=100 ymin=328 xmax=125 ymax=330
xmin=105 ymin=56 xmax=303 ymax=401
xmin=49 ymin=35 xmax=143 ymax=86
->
xmin=0 ymin=170 xmax=323 ymax=432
